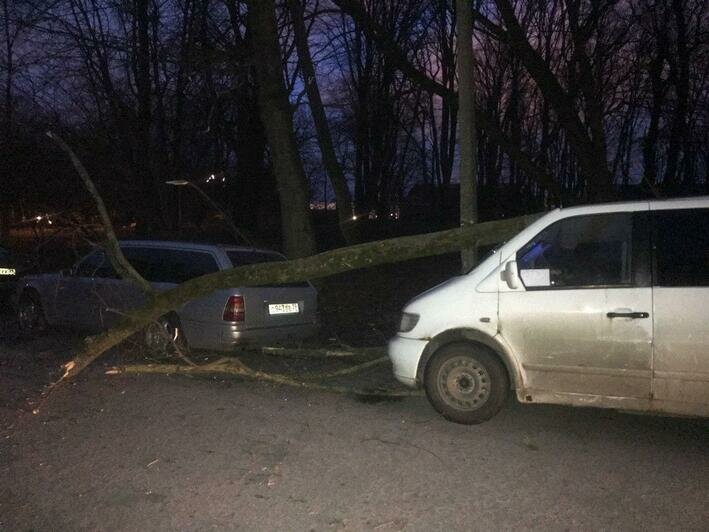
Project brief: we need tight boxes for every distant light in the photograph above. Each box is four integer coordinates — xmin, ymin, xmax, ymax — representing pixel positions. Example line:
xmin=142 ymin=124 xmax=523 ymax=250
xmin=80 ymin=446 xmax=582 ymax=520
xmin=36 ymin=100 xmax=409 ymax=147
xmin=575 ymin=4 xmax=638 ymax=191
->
xmin=352 ymin=215 xmax=357 ymax=221
xmin=165 ymin=179 xmax=190 ymax=186
xmin=35 ymin=215 xmax=42 ymax=221
xmin=47 ymin=219 xmax=53 ymax=225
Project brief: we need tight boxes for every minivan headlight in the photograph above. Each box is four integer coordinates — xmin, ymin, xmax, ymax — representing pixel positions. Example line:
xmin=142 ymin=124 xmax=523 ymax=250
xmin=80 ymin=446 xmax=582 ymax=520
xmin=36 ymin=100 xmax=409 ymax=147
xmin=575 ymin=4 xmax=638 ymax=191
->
xmin=399 ymin=312 xmax=420 ymax=333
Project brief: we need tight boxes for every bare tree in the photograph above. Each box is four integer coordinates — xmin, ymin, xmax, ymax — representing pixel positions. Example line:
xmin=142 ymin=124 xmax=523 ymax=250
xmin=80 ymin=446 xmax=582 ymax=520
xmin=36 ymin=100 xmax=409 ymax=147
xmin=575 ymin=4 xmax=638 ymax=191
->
xmin=287 ymin=0 xmax=357 ymax=243
xmin=456 ymin=0 xmax=478 ymax=271
xmin=248 ymin=0 xmax=316 ymax=258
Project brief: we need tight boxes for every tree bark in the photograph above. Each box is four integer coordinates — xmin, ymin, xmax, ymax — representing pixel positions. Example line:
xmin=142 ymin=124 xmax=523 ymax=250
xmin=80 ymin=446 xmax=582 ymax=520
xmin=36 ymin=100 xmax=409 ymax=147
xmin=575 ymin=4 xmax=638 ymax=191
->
xmin=663 ymin=0 xmax=690 ymax=193
xmin=248 ymin=0 xmax=316 ymax=258
xmin=133 ymin=0 xmax=161 ymax=228
xmin=456 ymin=0 xmax=478 ymax=272
xmin=287 ymin=0 xmax=357 ymax=243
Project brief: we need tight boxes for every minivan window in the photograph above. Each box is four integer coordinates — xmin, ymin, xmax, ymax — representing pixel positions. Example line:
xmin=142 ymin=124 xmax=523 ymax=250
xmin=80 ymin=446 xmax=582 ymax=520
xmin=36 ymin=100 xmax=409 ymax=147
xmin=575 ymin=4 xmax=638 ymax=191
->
xmin=654 ymin=208 xmax=709 ymax=287
xmin=122 ymin=247 xmax=219 ymax=284
xmin=516 ymin=213 xmax=635 ymax=289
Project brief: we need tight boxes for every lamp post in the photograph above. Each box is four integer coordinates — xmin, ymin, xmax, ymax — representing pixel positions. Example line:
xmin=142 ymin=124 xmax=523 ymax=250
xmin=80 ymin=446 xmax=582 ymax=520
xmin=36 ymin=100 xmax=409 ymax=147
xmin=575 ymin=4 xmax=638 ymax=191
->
xmin=165 ymin=179 xmax=253 ymax=246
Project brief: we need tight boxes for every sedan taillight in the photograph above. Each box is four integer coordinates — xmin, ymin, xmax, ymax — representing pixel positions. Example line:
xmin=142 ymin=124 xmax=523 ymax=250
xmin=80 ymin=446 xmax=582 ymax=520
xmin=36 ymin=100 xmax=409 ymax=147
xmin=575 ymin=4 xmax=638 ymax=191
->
xmin=223 ymin=295 xmax=245 ymax=322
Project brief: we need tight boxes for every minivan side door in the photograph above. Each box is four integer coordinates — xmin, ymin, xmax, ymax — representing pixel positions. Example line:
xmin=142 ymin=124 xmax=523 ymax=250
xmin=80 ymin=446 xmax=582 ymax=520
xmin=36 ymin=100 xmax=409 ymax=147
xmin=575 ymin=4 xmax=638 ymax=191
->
xmin=499 ymin=211 xmax=653 ymax=400
xmin=651 ymin=207 xmax=709 ymax=411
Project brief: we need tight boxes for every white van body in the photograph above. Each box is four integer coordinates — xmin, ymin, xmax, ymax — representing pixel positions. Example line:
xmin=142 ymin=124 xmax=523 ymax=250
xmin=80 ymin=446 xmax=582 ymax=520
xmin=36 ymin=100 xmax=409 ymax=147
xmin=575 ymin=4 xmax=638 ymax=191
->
xmin=388 ymin=197 xmax=709 ymax=423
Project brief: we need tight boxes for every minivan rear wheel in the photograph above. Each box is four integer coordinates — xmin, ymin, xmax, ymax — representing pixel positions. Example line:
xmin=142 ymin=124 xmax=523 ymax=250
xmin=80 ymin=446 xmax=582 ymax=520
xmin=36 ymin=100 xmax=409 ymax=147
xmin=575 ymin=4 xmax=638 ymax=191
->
xmin=424 ymin=343 xmax=508 ymax=424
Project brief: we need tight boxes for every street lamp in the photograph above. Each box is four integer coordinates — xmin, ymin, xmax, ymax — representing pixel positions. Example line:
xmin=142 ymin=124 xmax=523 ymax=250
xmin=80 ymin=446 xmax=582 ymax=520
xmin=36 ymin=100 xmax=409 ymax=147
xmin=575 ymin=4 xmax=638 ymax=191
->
xmin=164 ymin=179 xmax=253 ymax=246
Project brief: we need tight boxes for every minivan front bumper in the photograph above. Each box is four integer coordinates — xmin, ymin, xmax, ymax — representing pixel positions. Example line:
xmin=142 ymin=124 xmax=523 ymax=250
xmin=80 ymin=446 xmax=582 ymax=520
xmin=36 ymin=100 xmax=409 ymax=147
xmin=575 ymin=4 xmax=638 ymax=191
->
xmin=388 ymin=335 xmax=429 ymax=387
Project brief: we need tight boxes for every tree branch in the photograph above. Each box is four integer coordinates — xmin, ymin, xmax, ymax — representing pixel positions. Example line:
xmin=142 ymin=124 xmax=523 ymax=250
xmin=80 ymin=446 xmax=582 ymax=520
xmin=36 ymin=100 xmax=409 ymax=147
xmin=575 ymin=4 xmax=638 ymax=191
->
xmin=53 ymin=213 xmax=538 ymax=388
xmin=46 ymin=131 xmax=155 ymax=296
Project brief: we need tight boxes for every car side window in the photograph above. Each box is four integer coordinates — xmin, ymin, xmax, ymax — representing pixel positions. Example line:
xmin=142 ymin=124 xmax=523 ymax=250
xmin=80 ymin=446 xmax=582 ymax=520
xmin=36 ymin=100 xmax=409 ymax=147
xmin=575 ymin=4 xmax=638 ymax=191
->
xmin=121 ymin=247 xmax=154 ymax=279
xmin=150 ymin=250 xmax=219 ymax=284
xmin=654 ymin=208 xmax=709 ymax=287
xmin=123 ymin=248 xmax=219 ymax=284
xmin=75 ymin=250 xmax=117 ymax=279
xmin=516 ymin=213 xmax=636 ymax=289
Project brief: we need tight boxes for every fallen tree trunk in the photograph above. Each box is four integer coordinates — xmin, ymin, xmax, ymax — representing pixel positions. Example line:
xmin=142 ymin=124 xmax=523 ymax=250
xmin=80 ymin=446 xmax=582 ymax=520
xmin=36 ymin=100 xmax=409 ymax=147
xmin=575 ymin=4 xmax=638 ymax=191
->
xmin=259 ymin=345 xmax=384 ymax=361
xmin=55 ymin=213 xmax=538 ymax=387
xmin=108 ymin=358 xmax=421 ymax=398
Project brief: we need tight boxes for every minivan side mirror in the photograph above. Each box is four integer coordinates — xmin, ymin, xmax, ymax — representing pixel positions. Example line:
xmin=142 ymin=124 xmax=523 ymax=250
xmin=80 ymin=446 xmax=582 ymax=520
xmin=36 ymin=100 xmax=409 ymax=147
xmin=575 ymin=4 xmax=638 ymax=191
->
xmin=502 ymin=260 xmax=520 ymax=289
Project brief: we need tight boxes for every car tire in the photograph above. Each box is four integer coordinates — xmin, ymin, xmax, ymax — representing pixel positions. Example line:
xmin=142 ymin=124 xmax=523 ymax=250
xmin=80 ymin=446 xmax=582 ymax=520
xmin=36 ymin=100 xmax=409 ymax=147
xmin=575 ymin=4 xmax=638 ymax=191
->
xmin=143 ymin=313 xmax=189 ymax=356
xmin=424 ymin=342 xmax=509 ymax=424
xmin=17 ymin=290 xmax=48 ymax=336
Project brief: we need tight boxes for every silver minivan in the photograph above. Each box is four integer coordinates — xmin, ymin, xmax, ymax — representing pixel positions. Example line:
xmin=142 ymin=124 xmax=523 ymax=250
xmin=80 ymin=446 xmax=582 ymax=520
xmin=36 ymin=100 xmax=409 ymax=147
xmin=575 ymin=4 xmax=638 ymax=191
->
xmin=16 ymin=241 xmax=318 ymax=351
xmin=389 ymin=197 xmax=709 ymax=423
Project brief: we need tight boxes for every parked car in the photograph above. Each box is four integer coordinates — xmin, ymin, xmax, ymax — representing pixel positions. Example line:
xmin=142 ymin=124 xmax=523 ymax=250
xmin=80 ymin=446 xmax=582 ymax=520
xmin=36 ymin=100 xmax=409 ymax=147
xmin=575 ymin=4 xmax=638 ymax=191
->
xmin=389 ymin=196 xmax=709 ymax=424
xmin=15 ymin=241 xmax=318 ymax=351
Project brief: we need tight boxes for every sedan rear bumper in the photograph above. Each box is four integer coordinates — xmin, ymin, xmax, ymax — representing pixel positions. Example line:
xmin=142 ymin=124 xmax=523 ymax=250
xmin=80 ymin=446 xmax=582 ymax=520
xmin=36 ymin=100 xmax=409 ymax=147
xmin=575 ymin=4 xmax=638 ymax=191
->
xmin=182 ymin=318 xmax=319 ymax=351
xmin=221 ymin=321 xmax=319 ymax=348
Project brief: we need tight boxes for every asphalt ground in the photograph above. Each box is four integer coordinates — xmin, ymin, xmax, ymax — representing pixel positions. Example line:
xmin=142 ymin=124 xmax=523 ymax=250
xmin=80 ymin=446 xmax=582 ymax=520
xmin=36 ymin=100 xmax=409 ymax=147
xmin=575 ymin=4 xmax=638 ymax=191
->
xmin=1 ymin=331 xmax=708 ymax=531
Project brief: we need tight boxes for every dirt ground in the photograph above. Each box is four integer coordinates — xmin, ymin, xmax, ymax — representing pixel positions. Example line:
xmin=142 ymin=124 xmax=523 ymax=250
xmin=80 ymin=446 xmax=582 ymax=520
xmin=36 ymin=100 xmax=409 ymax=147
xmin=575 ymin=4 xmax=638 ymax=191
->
xmin=1 ymin=259 xmax=709 ymax=530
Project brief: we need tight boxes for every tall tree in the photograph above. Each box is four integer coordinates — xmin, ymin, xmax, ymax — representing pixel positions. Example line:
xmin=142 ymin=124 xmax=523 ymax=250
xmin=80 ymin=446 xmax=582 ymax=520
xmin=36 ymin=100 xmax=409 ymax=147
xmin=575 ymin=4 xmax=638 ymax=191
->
xmin=493 ymin=0 xmax=614 ymax=200
xmin=287 ymin=0 xmax=357 ymax=243
xmin=456 ymin=0 xmax=478 ymax=271
xmin=247 ymin=0 xmax=316 ymax=258
xmin=133 ymin=0 xmax=160 ymax=228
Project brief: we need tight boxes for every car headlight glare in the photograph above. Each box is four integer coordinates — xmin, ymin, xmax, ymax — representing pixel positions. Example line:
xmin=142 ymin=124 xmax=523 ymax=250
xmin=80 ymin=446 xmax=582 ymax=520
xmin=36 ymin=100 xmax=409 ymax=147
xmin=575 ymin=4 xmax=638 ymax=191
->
xmin=399 ymin=312 xmax=419 ymax=333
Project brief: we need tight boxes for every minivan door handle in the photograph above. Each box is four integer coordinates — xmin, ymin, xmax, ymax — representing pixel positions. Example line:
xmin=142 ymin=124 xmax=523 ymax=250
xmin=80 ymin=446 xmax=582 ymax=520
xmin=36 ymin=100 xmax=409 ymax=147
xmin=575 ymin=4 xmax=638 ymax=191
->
xmin=606 ymin=311 xmax=649 ymax=319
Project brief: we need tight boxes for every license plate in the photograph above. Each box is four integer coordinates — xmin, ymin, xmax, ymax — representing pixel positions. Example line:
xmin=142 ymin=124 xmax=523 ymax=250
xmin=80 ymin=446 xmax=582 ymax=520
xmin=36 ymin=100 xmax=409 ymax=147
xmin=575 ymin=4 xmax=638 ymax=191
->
xmin=0 ymin=268 xmax=15 ymax=276
xmin=268 ymin=303 xmax=299 ymax=315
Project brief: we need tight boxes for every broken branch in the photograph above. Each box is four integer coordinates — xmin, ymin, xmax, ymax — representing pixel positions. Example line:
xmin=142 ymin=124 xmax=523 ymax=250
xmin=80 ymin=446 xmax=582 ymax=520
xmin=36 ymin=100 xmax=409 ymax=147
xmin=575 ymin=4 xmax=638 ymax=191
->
xmin=53 ymin=212 xmax=538 ymax=388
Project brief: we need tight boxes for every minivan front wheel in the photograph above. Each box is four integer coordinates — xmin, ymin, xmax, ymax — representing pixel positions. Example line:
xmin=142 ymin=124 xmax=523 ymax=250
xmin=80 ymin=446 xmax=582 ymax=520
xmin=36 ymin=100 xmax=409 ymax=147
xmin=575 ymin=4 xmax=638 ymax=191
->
xmin=424 ymin=343 xmax=508 ymax=424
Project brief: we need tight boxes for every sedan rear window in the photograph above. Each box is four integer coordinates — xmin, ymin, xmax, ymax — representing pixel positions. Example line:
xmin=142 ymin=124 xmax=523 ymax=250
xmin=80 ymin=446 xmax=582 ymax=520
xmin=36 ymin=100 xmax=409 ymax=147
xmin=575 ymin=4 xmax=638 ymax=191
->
xmin=227 ymin=251 xmax=284 ymax=266
xmin=226 ymin=250 xmax=309 ymax=288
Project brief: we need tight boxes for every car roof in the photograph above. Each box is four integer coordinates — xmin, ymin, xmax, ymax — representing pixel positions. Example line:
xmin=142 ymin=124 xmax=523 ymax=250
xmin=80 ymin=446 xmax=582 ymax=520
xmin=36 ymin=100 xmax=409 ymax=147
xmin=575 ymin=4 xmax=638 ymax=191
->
xmin=552 ymin=195 xmax=709 ymax=217
xmin=118 ymin=240 xmax=282 ymax=256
